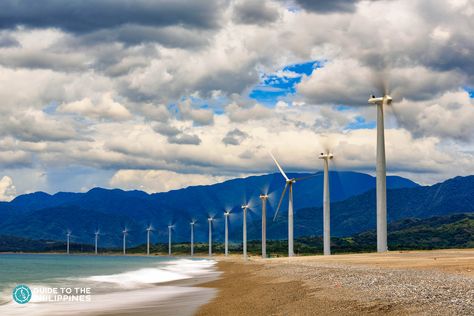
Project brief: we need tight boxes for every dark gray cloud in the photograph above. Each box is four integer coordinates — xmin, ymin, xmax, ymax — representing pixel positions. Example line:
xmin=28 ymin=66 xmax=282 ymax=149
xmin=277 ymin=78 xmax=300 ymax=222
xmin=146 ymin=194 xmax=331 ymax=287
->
xmin=222 ymin=128 xmax=248 ymax=145
xmin=233 ymin=0 xmax=279 ymax=25
xmin=0 ymin=50 xmax=88 ymax=71
xmin=0 ymin=0 xmax=224 ymax=33
xmin=153 ymin=124 xmax=180 ymax=137
xmin=292 ymin=0 xmax=357 ymax=13
xmin=168 ymin=133 xmax=201 ymax=145
xmin=78 ymin=25 xmax=213 ymax=48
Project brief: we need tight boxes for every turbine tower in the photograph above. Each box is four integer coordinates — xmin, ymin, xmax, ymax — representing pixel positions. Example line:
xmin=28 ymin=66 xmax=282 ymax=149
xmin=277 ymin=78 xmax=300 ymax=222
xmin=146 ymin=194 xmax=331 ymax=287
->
xmin=122 ymin=228 xmax=128 ymax=255
xmin=168 ymin=225 xmax=174 ymax=256
xmin=369 ymin=94 xmax=392 ymax=252
xmin=260 ymin=194 xmax=268 ymax=258
xmin=319 ymin=152 xmax=334 ymax=255
xmin=224 ymin=211 xmax=230 ymax=256
xmin=271 ymin=153 xmax=313 ymax=257
xmin=208 ymin=217 xmax=213 ymax=256
xmin=190 ymin=221 xmax=196 ymax=256
xmin=66 ymin=230 xmax=71 ymax=255
xmin=146 ymin=225 xmax=153 ymax=256
xmin=242 ymin=204 xmax=249 ymax=260
xmin=94 ymin=230 xmax=100 ymax=255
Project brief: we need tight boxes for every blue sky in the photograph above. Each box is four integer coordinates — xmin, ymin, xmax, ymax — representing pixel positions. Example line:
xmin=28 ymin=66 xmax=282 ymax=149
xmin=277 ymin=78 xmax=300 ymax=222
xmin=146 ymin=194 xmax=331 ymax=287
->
xmin=249 ymin=61 xmax=320 ymax=105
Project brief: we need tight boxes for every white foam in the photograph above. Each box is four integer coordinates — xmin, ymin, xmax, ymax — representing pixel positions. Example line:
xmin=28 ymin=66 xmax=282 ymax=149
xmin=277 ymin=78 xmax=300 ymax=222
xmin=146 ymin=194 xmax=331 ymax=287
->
xmin=0 ymin=286 xmax=216 ymax=316
xmin=0 ymin=259 xmax=219 ymax=316
xmin=84 ymin=259 xmax=217 ymax=288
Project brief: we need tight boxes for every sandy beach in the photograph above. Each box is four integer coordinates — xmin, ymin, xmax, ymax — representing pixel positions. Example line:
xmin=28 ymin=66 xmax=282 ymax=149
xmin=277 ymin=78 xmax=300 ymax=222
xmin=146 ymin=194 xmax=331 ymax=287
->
xmin=197 ymin=249 xmax=474 ymax=315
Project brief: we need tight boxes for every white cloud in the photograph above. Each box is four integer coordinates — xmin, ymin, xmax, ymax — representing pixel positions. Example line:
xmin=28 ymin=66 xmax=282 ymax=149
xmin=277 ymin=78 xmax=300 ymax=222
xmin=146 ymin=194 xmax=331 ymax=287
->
xmin=109 ymin=169 xmax=229 ymax=193
xmin=58 ymin=93 xmax=132 ymax=120
xmin=0 ymin=176 xmax=16 ymax=201
xmin=226 ymin=103 xmax=273 ymax=122
xmin=0 ymin=0 xmax=472 ymax=196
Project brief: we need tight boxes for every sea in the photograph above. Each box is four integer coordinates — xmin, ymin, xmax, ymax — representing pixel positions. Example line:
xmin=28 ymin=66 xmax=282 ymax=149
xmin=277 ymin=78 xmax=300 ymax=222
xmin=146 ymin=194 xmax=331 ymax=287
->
xmin=0 ymin=253 xmax=219 ymax=315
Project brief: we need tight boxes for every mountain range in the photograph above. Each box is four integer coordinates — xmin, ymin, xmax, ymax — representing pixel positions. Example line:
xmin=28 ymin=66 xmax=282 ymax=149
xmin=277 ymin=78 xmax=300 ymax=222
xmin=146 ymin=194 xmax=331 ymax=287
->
xmin=0 ymin=171 xmax=472 ymax=248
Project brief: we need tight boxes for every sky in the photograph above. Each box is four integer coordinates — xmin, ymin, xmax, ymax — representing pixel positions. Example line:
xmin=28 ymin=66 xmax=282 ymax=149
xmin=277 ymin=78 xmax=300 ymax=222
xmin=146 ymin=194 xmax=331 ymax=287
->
xmin=0 ymin=0 xmax=473 ymax=200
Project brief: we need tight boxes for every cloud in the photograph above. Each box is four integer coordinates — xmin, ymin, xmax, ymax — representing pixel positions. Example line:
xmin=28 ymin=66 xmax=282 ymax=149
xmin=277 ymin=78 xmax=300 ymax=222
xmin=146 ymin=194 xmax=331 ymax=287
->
xmin=0 ymin=176 xmax=16 ymax=201
xmin=393 ymin=90 xmax=474 ymax=141
xmin=0 ymin=150 xmax=33 ymax=168
xmin=177 ymin=100 xmax=214 ymax=125
xmin=109 ymin=169 xmax=229 ymax=193
xmin=226 ymin=103 xmax=273 ymax=122
xmin=139 ymin=104 xmax=170 ymax=122
xmin=222 ymin=128 xmax=249 ymax=145
xmin=0 ymin=33 xmax=19 ymax=47
xmin=290 ymin=0 xmax=358 ymax=13
xmin=1 ymin=109 xmax=77 ymax=142
xmin=153 ymin=123 xmax=180 ymax=137
xmin=168 ymin=133 xmax=202 ymax=145
xmin=297 ymin=59 xmax=464 ymax=105
xmin=232 ymin=0 xmax=280 ymax=25
xmin=0 ymin=0 xmax=473 ymax=196
xmin=0 ymin=49 xmax=88 ymax=71
xmin=0 ymin=0 xmax=224 ymax=33
xmin=78 ymin=25 xmax=214 ymax=48
xmin=58 ymin=93 xmax=132 ymax=120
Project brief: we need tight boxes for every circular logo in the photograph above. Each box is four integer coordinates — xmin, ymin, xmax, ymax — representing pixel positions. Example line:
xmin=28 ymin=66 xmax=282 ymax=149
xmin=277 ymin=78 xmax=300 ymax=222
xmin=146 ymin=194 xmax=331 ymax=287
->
xmin=12 ymin=284 xmax=32 ymax=304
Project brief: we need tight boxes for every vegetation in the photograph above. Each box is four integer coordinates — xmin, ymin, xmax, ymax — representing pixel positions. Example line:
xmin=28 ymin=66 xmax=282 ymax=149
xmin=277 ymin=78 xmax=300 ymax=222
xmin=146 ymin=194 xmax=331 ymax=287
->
xmin=2 ymin=213 xmax=473 ymax=255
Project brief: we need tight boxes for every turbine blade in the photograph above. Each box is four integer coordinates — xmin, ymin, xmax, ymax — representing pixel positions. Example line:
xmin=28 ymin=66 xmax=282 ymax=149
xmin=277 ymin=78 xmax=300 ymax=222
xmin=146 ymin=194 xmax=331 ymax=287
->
xmin=295 ymin=174 xmax=317 ymax=182
xmin=270 ymin=152 xmax=289 ymax=181
xmin=273 ymin=183 xmax=289 ymax=221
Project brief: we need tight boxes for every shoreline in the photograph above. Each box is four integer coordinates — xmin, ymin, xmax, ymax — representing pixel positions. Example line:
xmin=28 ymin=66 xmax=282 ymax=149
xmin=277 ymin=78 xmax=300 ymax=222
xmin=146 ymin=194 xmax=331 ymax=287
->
xmin=0 ymin=255 xmax=221 ymax=316
xmin=197 ymin=249 xmax=474 ymax=315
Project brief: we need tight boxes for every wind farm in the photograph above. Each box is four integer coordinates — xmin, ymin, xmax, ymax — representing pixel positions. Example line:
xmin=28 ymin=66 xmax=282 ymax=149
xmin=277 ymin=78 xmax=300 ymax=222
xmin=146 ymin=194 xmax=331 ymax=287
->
xmin=0 ymin=0 xmax=473 ymax=315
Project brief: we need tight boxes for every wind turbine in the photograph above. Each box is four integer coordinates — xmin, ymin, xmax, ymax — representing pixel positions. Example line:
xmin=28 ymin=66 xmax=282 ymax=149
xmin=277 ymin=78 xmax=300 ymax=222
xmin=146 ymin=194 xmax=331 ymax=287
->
xmin=224 ymin=211 xmax=230 ymax=256
xmin=146 ymin=225 xmax=153 ymax=256
xmin=319 ymin=152 xmax=334 ymax=255
xmin=190 ymin=221 xmax=196 ymax=256
xmin=122 ymin=228 xmax=128 ymax=255
xmin=208 ymin=217 xmax=213 ymax=256
xmin=94 ymin=230 xmax=100 ymax=255
xmin=168 ymin=225 xmax=174 ymax=256
xmin=368 ymin=94 xmax=392 ymax=252
xmin=259 ymin=194 xmax=268 ymax=258
xmin=66 ymin=230 xmax=71 ymax=255
xmin=270 ymin=153 xmax=313 ymax=257
xmin=242 ymin=204 xmax=249 ymax=260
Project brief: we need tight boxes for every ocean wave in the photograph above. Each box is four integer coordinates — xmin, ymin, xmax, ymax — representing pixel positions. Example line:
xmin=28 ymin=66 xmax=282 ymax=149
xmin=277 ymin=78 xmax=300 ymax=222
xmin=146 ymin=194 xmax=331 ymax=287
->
xmin=84 ymin=258 xmax=217 ymax=289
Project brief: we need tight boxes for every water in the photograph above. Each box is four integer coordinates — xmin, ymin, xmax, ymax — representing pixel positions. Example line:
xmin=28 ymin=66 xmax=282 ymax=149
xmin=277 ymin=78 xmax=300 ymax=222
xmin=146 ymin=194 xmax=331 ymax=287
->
xmin=0 ymin=254 xmax=219 ymax=315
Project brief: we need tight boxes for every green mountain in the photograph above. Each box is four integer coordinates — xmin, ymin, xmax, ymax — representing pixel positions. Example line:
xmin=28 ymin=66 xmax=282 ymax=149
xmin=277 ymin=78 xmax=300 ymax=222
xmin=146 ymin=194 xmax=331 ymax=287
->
xmin=0 ymin=171 xmax=418 ymax=246
xmin=2 ymin=213 xmax=471 ymax=254
xmin=268 ymin=175 xmax=474 ymax=238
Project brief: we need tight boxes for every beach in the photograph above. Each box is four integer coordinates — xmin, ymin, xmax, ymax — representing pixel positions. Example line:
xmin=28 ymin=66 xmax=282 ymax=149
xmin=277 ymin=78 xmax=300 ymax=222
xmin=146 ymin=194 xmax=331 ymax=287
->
xmin=0 ymin=254 xmax=220 ymax=316
xmin=197 ymin=249 xmax=474 ymax=315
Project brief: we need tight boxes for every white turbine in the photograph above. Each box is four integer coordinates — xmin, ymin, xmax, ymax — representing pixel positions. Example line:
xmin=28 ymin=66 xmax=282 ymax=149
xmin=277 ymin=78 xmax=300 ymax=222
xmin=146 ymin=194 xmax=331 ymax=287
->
xmin=122 ymin=228 xmax=128 ymax=255
xmin=146 ymin=225 xmax=153 ymax=256
xmin=319 ymin=152 xmax=334 ymax=255
xmin=271 ymin=152 xmax=313 ymax=257
xmin=259 ymin=194 xmax=268 ymax=258
xmin=241 ymin=204 xmax=249 ymax=260
xmin=94 ymin=230 xmax=100 ymax=255
xmin=368 ymin=94 xmax=392 ymax=252
xmin=66 ymin=230 xmax=71 ymax=255
xmin=208 ymin=217 xmax=213 ymax=256
xmin=168 ymin=225 xmax=174 ymax=256
xmin=224 ymin=211 xmax=230 ymax=256
xmin=190 ymin=221 xmax=196 ymax=256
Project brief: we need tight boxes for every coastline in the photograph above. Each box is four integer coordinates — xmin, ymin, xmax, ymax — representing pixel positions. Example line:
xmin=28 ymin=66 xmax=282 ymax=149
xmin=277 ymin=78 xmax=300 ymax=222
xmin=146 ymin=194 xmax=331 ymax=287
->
xmin=197 ymin=249 xmax=474 ymax=315
xmin=0 ymin=254 xmax=221 ymax=316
